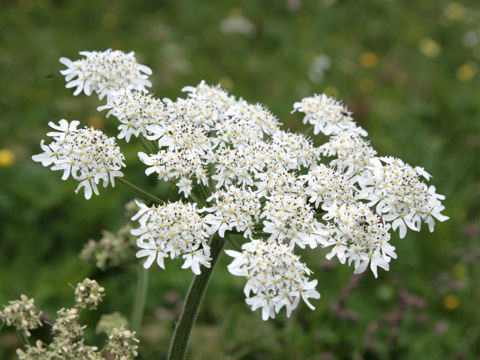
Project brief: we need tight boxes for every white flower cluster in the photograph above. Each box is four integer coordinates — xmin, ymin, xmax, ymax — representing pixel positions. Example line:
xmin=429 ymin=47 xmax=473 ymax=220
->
xmin=226 ymin=240 xmax=320 ymax=320
xmin=225 ymin=101 xmax=280 ymax=137
xmin=60 ymin=49 xmax=152 ymax=99
xmin=32 ymin=119 xmax=125 ymax=199
xmin=293 ymin=93 xmax=367 ymax=136
xmin=202 ymin=186 xmax=261 ymax=238
xmin=255 ymin=168 xmax=304 ymax=198
xmin=320 ymin=132 xmax=377 ymax=179
xmin=271 ymin=130 xmax=320 ymax=170
xmin=359 ymin=157 xmax=449 ymax=238
xmin=98 ymin=89 xmax=164 ymax=141
xmin=302 ymin=164 xmax=356 ymax=208
xmin=182 ymin=80 xmax=238 ymax=120
xmin=138 ymin=150 xmax=207 ymax=198
xmin=321 ymin=203 xmax=396 ymax=278
xmin=262 ymin=194 xmax=328 ymax=249
xmin=131 ymin=201 xmax=211 ymax=274
xmin=44 ymin=49 xmax=450 ymax=320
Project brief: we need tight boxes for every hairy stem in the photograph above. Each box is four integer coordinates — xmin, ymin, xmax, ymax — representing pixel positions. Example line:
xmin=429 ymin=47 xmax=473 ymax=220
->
xmin=167 ymin=235 xmax=225 ymax=360
xmin=131 ymin=265 xmax=149 ymax=332
xmin=117 ymin=177 xmax=163 ymax=204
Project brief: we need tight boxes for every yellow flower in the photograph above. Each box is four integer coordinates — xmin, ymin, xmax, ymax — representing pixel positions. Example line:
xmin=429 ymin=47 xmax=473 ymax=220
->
xmin=359 ymin=52 xmax=378 ymax=69
xmin=457 ymin=62 xmax=477 ymax=82
xmin=443 ymin=295 xmax=460 ymax=310
xmin=418 ymin=38 xmax=441 ymax=59
xmin=0 ymin=149 xmax=15 ymax=167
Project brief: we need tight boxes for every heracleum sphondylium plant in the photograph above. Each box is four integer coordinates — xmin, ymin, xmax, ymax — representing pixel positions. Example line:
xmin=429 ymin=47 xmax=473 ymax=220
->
xmin=31 ymin=49 xmax=449 ymax=358
xmin=0 ymin=278 xmax=139 ymax=359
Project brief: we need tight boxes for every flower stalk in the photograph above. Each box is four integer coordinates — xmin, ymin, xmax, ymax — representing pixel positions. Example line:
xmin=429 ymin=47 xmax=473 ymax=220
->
xmin=117 ymin=177 xmax=163 ymax=204
xmin=167 ymin=235 xmax=225 ymax=360
xmin=131 ymin=265 xmax=149 ymax=332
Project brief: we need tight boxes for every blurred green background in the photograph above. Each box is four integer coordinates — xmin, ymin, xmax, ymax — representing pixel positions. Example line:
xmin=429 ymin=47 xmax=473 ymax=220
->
xmin=1 ymin=0 xmax=479 ymax=359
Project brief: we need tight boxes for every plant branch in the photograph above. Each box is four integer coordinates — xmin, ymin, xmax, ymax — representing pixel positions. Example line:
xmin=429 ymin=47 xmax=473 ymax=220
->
xmin=131 ymin=265 xmax=149 ymax=332
xmin=117 ymin=177 xmax=163 ymax=204
xmin=167 ymin=235 xmax=225 ymax=360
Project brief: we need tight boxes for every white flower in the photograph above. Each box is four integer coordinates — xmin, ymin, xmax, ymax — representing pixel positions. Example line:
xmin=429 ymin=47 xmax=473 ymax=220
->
xmin=301 ymin=164 xmax=356 ymax=209
xmin=271 ymin=130 xmax=320 ymax=170
xmin=261 ymin=194 xmax=328 ymax=249
xmin=147 ymin=119 xmax=212 ymax=157
xmin=202 ymin=186 xmax=261 ymax=239
xmin=254 ymin=168 xmax=305 ymax=198
xmin=138 ymin=150 xmax=208 ymax=198
xmin=182 ymin=80 xmax=238 ymax=128
xmin=319 ymin=131 xmax=377 ymax=180
xmin=32 ymin=119 xmax=125 ymax=199
xmin=322 ymin=202 xmax=396 ymax=278
xmin=293 ymin=93 xmax=367 ymax=136
xmin=131 ymin=200 xmax=211 ymax=274
xmin=226 ymin=240 xmax=320 ymax=320
xmin=358 ymin=157 xmax=449 ymax=238
xmin=60 ymin=49 xmax=152 ymax=99
xmin=226 ymin=101 xmax=280 ymax=136
xmin=97 ymin=89 xmax=165 ymax=142
xmin=251 ymin=141 xmax=297 ymax=173
xmin=211 ymin=117 xmax=264 ymax=150
xmin=211 ymin=147 xmax=257 ymax=190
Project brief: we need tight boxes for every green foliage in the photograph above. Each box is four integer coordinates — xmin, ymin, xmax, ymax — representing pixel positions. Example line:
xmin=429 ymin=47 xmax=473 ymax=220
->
xmin=1 ymin=0 xmax=479 ymax=359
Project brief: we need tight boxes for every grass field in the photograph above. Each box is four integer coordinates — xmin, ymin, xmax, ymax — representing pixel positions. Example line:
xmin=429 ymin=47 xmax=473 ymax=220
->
xmin=1 ymin=0 xmax=479 ymax=359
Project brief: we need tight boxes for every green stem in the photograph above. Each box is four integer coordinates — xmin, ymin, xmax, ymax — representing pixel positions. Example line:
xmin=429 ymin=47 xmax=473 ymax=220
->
xmin=198 ymin=182 xmax=210 ymax=203
xmin=16 ymin=329 xmax=29 ymax=347
xmin=189 ymin=192 xmax=204 ymax=207
xmin=131 ymin=265 xmax=149 ymax=332
xmin=225 ymin=236 xmax=242 ymax=251
xmin=167 ymin=235 xmax=225 ymax=360
xmin=117 ymin=177 xmax=163 ymax=204
xmin=139 ymin=136 xmax=156 ymax=154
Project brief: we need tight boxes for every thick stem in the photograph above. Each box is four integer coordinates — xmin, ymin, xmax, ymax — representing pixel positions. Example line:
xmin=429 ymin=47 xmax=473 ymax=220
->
xmin=131 ymin=265 xmax=149 ymax=332
xmin=167 ymin=236 xmax=225 ymax=360
xmin=117 ymin=177 xmax=163 ymax=204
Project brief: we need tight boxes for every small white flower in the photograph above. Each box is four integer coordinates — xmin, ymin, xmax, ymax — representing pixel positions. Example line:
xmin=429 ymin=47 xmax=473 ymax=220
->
xmin=60 ymin=49 xmax=152 ymax=99
xmin=226 ymin=101 xmax=280 ymax=136
xmin=211 ymin=147 xmax=256 ymax=190
xmin=271 ymin=130 xmax=320 ymax=170
xmin=182 ymin=80 xmax=238 ymax=129
xmin=322 ymin=202 xmax=396 ymax=278
xmin=254 ymin=168 xmax=305 ymax=198
xmin=98 ymin=89 xmax=165 ymax=142
xmin=202 ymin=186 xmax=261 ymax=239
xmin=293 ymin=94 xmax=367 ymax=136
xmin=358 ymin=157 xmax=449 ymax=238
xmin=32 ymin=119 xmax=125 ymax=199
xmin=226 ymin=240 xmax=320 ymax=320
xmin=131 ymin=201 xmax=211 ymax=274
xmin=301 ymin=164 xmax=356 ymax=209
xmin=319 ymin=131 xmax=377 ymax=180
xmin=138 ymin=150 xmax=207 ymax=198
xmin=261 ymin=194 xmax=328 ymax=249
